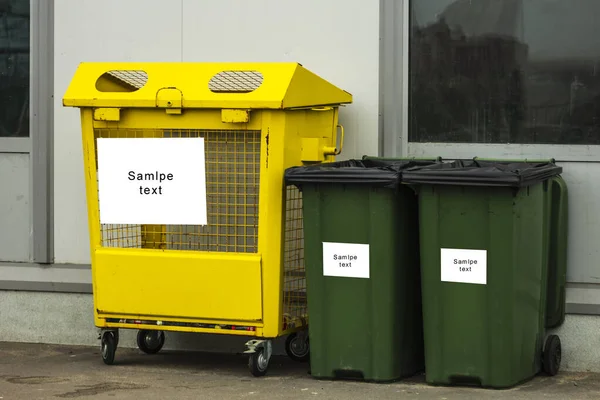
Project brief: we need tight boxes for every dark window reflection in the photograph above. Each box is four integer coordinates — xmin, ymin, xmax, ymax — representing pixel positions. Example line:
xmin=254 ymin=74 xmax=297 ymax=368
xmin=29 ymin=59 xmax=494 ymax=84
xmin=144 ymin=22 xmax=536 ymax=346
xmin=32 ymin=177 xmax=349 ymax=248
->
xmin=0 ymin=0 xmax=29 ymax=138
xmin=410 ymin=0 xmax=600 ymax=144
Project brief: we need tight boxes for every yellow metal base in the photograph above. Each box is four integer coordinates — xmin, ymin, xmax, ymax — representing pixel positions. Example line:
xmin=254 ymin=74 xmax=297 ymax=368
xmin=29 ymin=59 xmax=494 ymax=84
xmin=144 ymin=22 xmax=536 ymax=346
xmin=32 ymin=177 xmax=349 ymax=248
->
xmin=94 ymin=248 xmax=263 ymax=322
xmin=101 ymin=321 xmax=261 ymax=337
xmin=94 ymin=311 xmax=308 ymax=339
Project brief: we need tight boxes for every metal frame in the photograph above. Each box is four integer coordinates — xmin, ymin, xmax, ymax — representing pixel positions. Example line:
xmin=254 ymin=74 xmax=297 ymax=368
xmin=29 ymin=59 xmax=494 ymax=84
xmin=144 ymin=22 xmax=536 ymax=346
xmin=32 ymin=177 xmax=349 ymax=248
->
xmin=564 ymin=283 xmax=600 ymax=316
xmin=0 ymin=1 xmax=54 ymax=291
xmin=566 ymin=303 xmax=600 ymax=316
xmin=0 ymin=138 xmax=30 ymax=153
xmin=378 ymin=0 xmax=407 ymax=157
xmin=30 ymin=0 xmax=54 ymax=264
xmin=0 ymin=1 xmax=54 ymax=265
xmin=0 ymin=262 xmax=91 ymax=293
xmin=378 ymin=0 xmax=600 ymax=314
xmin=408 ymin=143 xmax=600 ymax=162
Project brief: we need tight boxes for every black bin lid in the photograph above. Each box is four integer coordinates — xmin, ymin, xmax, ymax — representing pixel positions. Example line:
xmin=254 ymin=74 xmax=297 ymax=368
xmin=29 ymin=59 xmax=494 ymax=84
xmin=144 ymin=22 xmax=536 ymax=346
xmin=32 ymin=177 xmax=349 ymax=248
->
xmin=401 ymin=158 xmax=563 ymax=188
xmin=284 ymin=158 xmax=440 ymax=189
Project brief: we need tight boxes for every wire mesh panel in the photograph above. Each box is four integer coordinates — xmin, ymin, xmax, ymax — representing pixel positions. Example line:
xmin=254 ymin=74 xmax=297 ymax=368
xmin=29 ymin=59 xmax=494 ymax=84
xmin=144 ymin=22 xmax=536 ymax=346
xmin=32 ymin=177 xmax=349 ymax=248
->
xmin=282 ymin=185 xmax=307 ymax=326
xmin=95 ymin=128 xmax=261 ymax=253
xmin=101 ymin=225 xmax=142 ymax=248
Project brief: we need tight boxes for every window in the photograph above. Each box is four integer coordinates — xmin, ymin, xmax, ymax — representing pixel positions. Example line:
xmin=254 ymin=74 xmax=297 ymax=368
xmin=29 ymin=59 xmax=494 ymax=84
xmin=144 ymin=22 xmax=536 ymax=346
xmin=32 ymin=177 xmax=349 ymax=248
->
xmin=0 ymin=0 xmax=29 ymax=137
xmin=410 ymin=0 xmax=600 ymax=145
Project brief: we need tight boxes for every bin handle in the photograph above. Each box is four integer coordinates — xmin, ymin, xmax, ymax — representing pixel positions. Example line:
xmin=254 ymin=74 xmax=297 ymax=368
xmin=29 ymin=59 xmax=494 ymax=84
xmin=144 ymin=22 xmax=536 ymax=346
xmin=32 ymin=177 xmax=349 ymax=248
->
xmin=334 ymin=124 xmax=344 ymax=156
xmin=323 ymin=124 xmax=344 ymax=157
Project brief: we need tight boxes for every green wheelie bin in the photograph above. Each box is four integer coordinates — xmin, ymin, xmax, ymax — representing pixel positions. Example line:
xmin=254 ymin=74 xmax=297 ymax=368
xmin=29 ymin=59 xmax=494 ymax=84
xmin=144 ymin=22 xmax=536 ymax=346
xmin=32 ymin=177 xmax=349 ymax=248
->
xmin=284 ymin=158 xmax=434 ymax=382
xmin=401 ymin=158 xmax=567 ymax=389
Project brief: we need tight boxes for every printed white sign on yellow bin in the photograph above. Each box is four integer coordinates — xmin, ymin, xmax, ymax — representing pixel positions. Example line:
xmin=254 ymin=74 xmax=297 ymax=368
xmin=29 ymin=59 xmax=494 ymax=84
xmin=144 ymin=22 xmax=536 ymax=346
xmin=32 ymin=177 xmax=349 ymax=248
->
xmin=96 ymin=137 xmax=208 ymax=225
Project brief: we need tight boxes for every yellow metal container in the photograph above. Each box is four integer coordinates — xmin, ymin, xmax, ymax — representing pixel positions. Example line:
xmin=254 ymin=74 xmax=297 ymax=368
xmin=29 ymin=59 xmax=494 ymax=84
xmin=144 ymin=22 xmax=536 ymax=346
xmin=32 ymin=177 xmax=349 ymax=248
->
xmin=63 ymin=62 xmax=352 ymax=376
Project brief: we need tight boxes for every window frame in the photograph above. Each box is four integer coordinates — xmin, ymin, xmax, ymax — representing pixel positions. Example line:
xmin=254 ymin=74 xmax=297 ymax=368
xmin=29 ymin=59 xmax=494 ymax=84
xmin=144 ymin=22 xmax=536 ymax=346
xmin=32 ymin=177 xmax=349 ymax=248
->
xmin=379 ymin=0 xmax=600 ymax=314
xmin=0 ymin=0 xmax=55 ymax=264
xmin=30 ymin=0 xmax=54 ymax=264
xmin=380 ymin=0 xmax=600 ymax=162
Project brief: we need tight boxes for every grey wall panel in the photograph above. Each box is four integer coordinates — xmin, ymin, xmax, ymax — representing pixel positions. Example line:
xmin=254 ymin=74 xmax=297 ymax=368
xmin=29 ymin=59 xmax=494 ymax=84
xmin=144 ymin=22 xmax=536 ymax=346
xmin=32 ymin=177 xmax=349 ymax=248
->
xmin=53 ymin=0 xmax=183 ymax=264
xmin=181 ymin=0 xmax=380 ymax=161
xmin=559 ymin=162 xmax=600 ymax=283
xmin=0 ymin=153 xmax=30 ymax=262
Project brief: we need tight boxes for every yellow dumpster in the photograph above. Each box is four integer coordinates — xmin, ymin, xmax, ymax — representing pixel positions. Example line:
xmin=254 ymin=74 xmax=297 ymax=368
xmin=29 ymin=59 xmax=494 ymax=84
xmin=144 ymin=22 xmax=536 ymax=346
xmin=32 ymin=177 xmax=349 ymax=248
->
xmin=63 ymin=62 xmax=351 ymax=376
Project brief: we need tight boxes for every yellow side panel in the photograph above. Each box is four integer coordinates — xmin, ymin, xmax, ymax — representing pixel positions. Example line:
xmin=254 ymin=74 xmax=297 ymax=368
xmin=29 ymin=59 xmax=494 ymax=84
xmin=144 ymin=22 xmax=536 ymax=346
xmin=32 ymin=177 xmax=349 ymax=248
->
xmin=94 ymin=248 xmax=263 ymax=321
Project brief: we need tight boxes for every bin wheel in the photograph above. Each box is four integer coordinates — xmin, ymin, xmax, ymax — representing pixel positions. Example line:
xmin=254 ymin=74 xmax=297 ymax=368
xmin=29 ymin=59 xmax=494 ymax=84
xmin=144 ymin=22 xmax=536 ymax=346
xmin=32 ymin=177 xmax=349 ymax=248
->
xmin=101 ymin=331 xmax=117 ymax=365
xmin=285 ymin=332 xmax=310 ymax=362
xmin=248 ymin=347 xmax=269 ymax=377
xmin=137 ymin=330 xmax=165 ymax=355
xmin=543 ymin=334 xmax=561 ymax=376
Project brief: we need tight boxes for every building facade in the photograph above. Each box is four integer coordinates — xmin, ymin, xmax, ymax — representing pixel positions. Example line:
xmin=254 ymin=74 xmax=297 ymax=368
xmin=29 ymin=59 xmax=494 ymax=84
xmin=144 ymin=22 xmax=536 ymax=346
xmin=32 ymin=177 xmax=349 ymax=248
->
xmin=1 ymin=0 xmax=599 ymax=371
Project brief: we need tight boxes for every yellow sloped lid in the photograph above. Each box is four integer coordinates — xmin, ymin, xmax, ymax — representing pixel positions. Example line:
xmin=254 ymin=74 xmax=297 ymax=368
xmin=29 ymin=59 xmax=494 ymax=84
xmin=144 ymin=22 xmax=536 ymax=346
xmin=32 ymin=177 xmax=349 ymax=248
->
xmin=62 ymin=62 xmax=352 ymax=109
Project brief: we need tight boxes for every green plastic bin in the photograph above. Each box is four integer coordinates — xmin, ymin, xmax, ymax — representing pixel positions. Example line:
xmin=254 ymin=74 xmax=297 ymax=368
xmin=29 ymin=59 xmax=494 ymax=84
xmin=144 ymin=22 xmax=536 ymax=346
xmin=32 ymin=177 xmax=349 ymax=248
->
xmin=402 ymin=159 xmax=566 ymax=388
xmin=284 ymin=159 xmax=433 ymax=382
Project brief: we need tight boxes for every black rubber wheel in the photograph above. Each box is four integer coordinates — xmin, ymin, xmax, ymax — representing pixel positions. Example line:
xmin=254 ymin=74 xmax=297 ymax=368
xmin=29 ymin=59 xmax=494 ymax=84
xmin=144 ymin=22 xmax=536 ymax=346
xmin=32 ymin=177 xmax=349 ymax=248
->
xmin=101 ymin=331 xmax=117 ymax=365
xmin=137 ymin=330 xmax=165 ymax=355
xmin=285 ymin=332 xmax=310 ymax=362
xmin=543 ymin=334 xmax=561 ymax=376
xmin=248 ymin=347 xmax=269 ymax=377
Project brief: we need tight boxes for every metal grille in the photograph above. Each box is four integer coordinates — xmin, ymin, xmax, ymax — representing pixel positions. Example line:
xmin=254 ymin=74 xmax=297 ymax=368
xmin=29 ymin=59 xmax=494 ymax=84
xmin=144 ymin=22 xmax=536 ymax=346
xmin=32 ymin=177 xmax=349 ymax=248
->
xmin=282 ymin=185 xmax=307 ymax=326
xmin=208 ymin=71 xmax=264 ymax=93
xmin=95 ymin=128 xmax=261 ymax=253
xmin=106 ymin=70 xmax=148 ymax=90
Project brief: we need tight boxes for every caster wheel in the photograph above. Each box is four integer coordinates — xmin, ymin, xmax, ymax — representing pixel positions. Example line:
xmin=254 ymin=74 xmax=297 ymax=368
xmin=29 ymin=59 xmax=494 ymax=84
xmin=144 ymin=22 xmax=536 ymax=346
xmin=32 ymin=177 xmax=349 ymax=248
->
xmin=543 ymin=334 xmax=561 ymax=376
xmin=248 ymin=347 xmax=269 ymax=377
xmin=285 ymin=332 xmax=310 ymax=362
xmin=137 ymin=330 xmax=165 ymax=355
xmin=101 ymin=331 xmax=117 ymax=365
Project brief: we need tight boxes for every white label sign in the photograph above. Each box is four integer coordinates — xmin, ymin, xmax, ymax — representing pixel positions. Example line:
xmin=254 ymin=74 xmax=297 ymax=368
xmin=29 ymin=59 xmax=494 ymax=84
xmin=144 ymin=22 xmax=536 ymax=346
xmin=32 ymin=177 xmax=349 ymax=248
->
xmin=96 ymin=137 xmax=208 ymax=225
xmin=441 ymin=248 xmax=487 ymax=285
xmin=322 ymin=242 xmax=370 ymax=279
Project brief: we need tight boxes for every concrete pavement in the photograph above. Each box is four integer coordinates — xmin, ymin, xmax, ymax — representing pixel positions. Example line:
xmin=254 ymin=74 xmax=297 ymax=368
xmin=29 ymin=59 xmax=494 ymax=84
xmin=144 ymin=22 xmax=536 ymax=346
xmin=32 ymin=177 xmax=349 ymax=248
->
xmin=1 ymin=342 xmax=599 ymax=399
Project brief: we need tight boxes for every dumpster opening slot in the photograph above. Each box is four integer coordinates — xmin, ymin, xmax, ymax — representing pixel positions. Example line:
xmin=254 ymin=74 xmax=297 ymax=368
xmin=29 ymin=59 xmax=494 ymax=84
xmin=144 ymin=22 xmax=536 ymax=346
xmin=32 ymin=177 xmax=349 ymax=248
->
xmin=208 ymin=71 xmax=263 ymax=93
xmin=96 ymin=70 xmax=148 ymax=93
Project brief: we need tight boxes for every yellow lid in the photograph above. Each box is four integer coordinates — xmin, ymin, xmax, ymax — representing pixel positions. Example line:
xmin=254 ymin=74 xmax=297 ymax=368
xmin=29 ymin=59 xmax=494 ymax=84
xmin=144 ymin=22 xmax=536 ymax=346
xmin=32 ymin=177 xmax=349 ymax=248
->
xmin=63 ymin=62 xmax=352 ymax=110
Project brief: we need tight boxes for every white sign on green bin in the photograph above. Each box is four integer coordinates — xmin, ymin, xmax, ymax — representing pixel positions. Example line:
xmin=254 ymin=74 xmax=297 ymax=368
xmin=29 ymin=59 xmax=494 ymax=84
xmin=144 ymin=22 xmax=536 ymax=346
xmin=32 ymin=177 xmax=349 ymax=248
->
xmin=96 ymin=137 xmax=208 ymax=225
xmin=441 ymin=248 xmax=487 ymax=285
xmin=322 ymin=242 xmax=370 ymax=279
